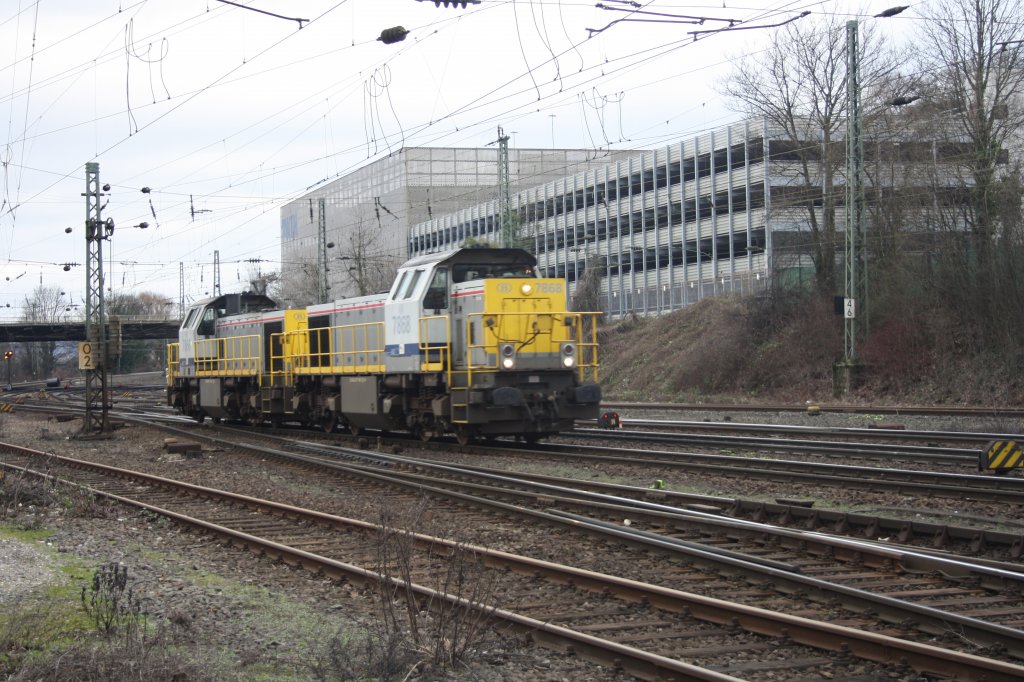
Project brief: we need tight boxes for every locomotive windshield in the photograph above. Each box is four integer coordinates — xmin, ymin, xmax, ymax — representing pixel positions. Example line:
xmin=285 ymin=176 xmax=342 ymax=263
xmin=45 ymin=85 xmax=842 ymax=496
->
xmin=423 ymin=268 xmax=449 ymax=310
xmin=452 ymin=263 xmax=535 ymax=283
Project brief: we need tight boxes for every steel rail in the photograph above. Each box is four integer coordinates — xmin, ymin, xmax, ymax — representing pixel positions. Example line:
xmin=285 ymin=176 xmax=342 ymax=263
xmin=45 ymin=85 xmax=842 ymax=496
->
xmin=572 ymin=426 xmax=981 ymax=463
xmin=533 ymin=442 xmax=1024 ymax=501
xmin=602 ymin=418 xmax=1023 ymax=445
xmin=602 ymin=401 xmax=1024 ymax=418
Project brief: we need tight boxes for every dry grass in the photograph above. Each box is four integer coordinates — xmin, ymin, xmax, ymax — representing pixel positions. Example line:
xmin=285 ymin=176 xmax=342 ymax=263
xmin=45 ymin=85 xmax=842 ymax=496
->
xmin=598 ymin=288 xmax=1024 ymax=405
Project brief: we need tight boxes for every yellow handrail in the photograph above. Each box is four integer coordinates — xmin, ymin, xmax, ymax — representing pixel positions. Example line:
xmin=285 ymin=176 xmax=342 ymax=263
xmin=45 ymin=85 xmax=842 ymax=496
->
xmin=276 ymin=321 xmax=386 ymax=377
xmin=166 ymin=343 xmax=179 ymax=384
xmin=418 ymin=315 xmax=450 ymax=373
xmin=194 ymin=335 xmax=262 ymax=379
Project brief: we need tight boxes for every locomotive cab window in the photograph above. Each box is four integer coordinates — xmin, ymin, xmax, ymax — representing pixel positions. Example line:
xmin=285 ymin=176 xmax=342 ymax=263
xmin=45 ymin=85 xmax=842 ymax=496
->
xmin=181 ymin=308 xmax=199 ymax=330
xmin=402 ymin=269 xmax=424 ymax=300
xmin=453 ymin=264 xmax=534 ymax=281
xmin=452 ymin=265 xmax=480 ymax=283
xmin=390 ymin=271 xmax=410 ymax=300
xmin=197 ymin=307 xmax=217 ymax=336
xmin=423 ymin=268 xmax=449 ymax=310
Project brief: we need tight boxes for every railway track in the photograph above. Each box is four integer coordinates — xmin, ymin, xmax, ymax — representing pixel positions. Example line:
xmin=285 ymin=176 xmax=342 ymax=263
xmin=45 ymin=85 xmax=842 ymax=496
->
xmin=569 ymin=425 xmax=982 ymax=468
xmin=604 ymin=418 xmax=1021 ymax=447
xmin=10 ymin=394 xmax=1024 ymax=554
xmin=376 ymin=449 xmax=1024 ymax=561
xmin=602 ymin=402 xmax=1024 ymax=418
xmin=31 ymin=419 xmax=1024 ymax=657
xmin=507 ymin=441 xmax=1024 ymax=503
xmin=191 ymin=428 xmax=1024 ymax=654
xmin=4 ymin=441 xmax=1024 ymax=680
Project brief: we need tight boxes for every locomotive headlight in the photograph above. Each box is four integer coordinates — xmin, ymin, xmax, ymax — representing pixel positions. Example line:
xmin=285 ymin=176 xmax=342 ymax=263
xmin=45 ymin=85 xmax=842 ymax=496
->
xmin=500 ymin=343 xmax=516 ymax=369
xmin=561 ymin=343 xmax=576 ymax=368
xmin=520 ymin=283 xmax=533 ymax=296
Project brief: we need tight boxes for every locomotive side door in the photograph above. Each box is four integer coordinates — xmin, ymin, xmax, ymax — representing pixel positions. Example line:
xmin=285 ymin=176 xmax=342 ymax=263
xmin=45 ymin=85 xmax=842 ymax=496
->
xmin=420 ymin=267 xmax=450 ymax=370
xmin=194 ymin=305 xmax=220 ymax=363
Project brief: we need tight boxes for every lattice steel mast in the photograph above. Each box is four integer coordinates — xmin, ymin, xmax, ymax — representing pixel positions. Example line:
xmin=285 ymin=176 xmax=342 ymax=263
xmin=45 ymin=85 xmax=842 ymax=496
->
xmin=844 ymin=20 xmax=866 ymax=363
xmin=82 ymin=162 xmax=109 ymax=434
xmin=497 ymin=127 xmax=513 ymax=247
xmin=317 ymin=198 xmax=329 ymax=303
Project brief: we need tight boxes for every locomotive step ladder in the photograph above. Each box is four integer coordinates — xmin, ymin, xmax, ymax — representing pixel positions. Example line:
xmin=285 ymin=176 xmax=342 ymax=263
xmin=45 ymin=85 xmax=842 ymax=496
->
xmin=450 ymin=385 xmax=469 ymax=424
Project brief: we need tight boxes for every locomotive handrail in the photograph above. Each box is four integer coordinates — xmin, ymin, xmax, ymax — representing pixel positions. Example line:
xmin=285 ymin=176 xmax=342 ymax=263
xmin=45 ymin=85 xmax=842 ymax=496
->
xmin=278 ymin=322 xmax=386 ymax=376
xmin=166 ymin=343 xmax=179 ymax=385
xmin=194 ymin=334 xmax=262 ymax=378
xmin=268 ymin=331 xmax=294 ymax=386
xmin=418 ymin=315 xmax=451 ymax=373
xmin=575 ymin=311 xmax=601 ymax=383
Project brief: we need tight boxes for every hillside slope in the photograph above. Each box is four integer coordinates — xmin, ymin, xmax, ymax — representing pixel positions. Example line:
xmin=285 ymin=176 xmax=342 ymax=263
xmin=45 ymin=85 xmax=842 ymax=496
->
xmin=596 ymin=292 xmax=1024 ymax=406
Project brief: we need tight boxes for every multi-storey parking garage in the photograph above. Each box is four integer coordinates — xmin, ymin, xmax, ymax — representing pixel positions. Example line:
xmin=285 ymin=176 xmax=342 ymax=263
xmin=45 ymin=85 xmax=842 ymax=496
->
xmin=410 ymin=120 xmax=781 ymax=317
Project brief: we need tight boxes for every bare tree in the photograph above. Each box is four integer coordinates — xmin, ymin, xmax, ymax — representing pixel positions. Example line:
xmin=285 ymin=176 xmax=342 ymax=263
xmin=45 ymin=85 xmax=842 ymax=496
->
xmin=20 ymin=285 xmax=71 ymax=380
xmin=106 ymin=291 xmax=174 ymax=373
xmin=916 ymin=0 xmax=1024 ymax=344
xmin=337 ymin=207 xmax=401 ymax=297
xmin=272 ymin=261 xmax=319 ymax=309
xmin=718 ymin=15 xmax=899 ymax=296
xmin=245 ymin=264 xmax=279 ymax=298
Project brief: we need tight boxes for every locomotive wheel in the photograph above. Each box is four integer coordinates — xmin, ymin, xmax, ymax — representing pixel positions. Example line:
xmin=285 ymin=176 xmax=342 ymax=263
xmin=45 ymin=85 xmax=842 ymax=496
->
xmin=454 ymin=428 xmax=473 ymax=446
xmin=322 ymin=411 xmax=338 ymax=433
xmin=348 ymin=423 xmax=362 ymax=437
xmin=419 ymin=428 xmax=432 ymax=443
xmin=523 ymin=433 xmax=541 ymax=445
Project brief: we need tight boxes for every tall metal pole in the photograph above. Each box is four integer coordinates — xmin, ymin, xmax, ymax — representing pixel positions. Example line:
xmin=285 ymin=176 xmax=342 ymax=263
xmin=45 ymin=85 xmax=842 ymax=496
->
xmin=317 ymin=198 xmax=328 ymax=303
xmin=497 ymin=127 xmax=513 ymax=247
xmin=179 ymin=262 xmax=185 ymax=319
xmin=82 ymin=162 xmax=109 ymax=434
xmin=844 ymin=20 xmax=866 ymax=364
xmin=213 ymin=250 xmax=221 ymax=296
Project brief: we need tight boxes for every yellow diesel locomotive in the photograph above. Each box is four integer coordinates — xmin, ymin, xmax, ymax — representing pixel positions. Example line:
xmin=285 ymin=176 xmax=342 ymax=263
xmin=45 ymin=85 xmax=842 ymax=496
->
xmin=167 ymin=247 xmax=601 ymax=443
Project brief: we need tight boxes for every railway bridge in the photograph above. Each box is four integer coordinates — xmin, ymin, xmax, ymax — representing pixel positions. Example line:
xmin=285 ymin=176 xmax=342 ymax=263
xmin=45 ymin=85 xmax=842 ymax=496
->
xmin=0 ymin=321 xmax=180 ymax=343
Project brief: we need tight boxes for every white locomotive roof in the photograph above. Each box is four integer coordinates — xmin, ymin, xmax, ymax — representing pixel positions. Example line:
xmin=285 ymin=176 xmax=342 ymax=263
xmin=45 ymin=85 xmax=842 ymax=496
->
xmin=308 ymin=293 xmax=387 ymax=315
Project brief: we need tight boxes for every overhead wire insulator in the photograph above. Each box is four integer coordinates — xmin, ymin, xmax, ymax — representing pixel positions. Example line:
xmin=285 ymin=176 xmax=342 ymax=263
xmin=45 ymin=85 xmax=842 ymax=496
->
xmin=378 ymin=26 xmax=409 ymax=44
xmin=874 ymin=5 xmax=909 ymax=18
xmin=416 ymin=0 xmax=481 ymax=7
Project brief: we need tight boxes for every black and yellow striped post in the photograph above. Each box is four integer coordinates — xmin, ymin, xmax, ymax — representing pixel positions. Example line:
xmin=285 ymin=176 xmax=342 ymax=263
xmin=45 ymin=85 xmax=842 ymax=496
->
xmin=981 ymin=440 xmax=1024 ymax=473
xmin=0 ymin=403 xmax=12 ymax=413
